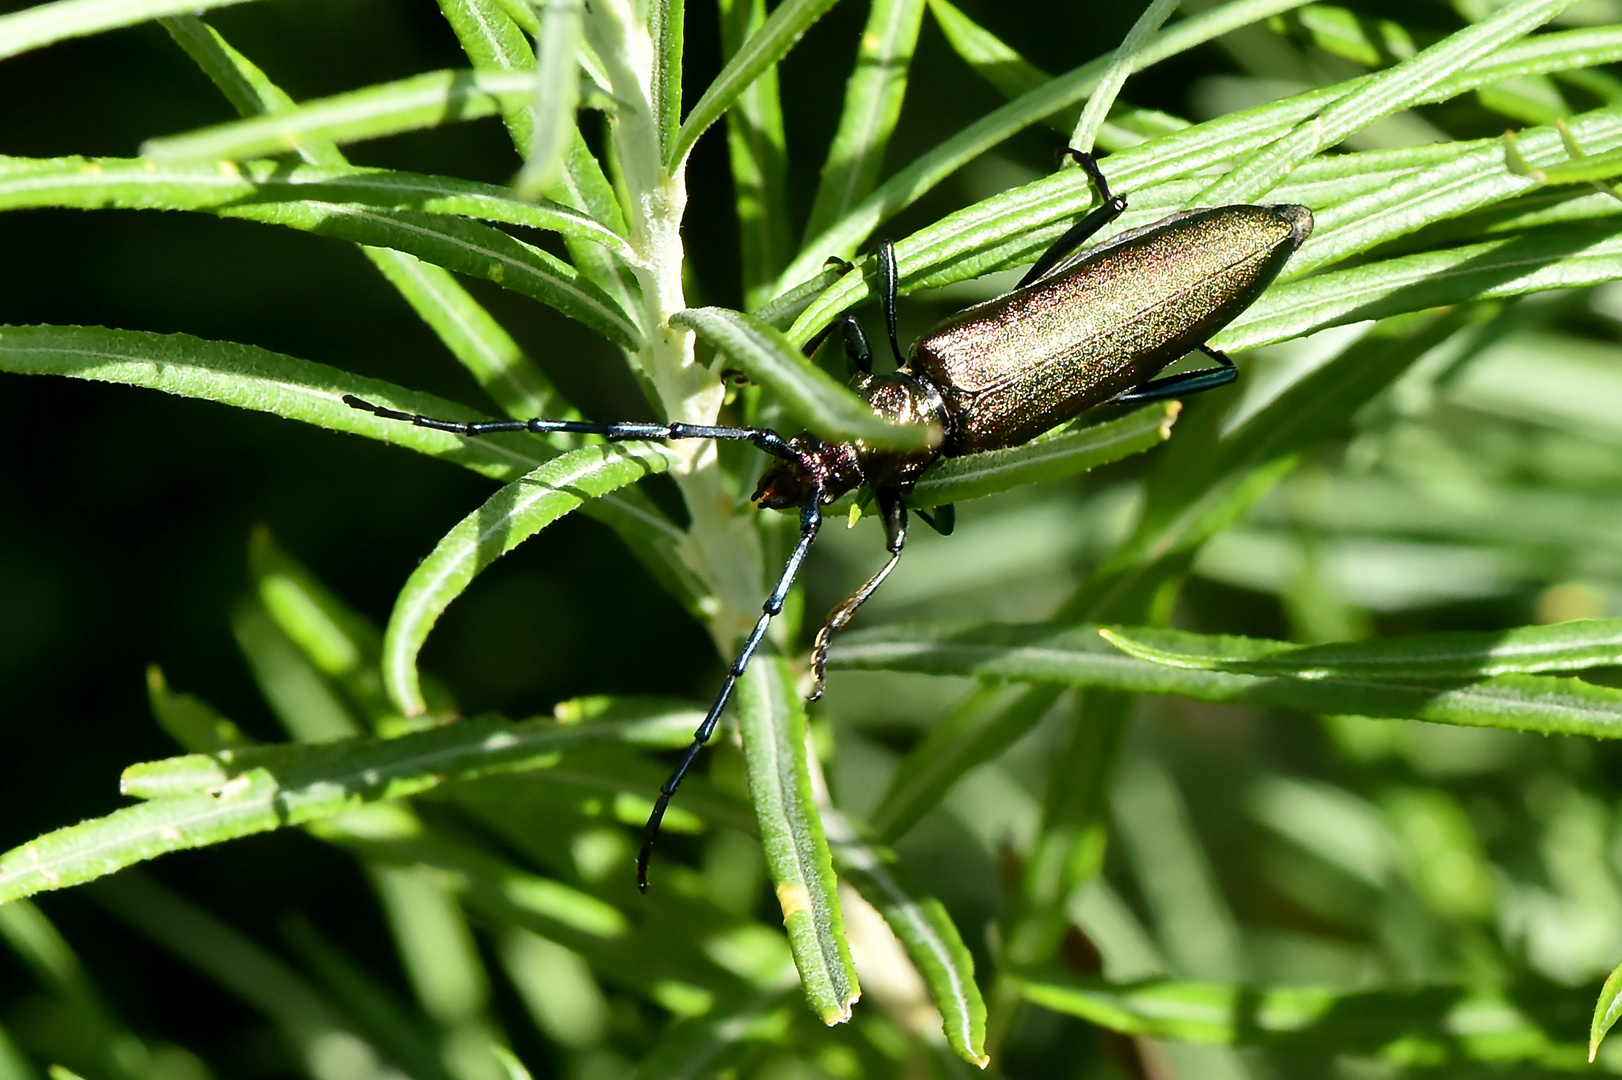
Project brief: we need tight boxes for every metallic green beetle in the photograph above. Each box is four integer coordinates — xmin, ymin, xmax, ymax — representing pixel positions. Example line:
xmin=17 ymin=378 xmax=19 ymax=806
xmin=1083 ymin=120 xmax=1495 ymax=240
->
xmin=346 ymin=149 xmax=1314 ymax=888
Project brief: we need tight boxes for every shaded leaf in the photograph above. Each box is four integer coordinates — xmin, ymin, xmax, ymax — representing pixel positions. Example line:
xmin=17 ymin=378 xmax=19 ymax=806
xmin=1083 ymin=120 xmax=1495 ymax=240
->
xmin=379 ymin=442 xmax=681 ymax=716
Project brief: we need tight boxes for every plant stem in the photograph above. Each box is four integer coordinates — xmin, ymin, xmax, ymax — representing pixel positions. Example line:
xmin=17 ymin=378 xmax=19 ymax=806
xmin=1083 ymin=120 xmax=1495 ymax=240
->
xmin=586 ymin=0 xmax=766 ymax=651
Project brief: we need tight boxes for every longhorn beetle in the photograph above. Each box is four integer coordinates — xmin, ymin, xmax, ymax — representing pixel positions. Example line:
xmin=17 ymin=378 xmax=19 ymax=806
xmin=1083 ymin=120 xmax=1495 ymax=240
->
xmin=345 ymin=150 xmax=1313 ymax=890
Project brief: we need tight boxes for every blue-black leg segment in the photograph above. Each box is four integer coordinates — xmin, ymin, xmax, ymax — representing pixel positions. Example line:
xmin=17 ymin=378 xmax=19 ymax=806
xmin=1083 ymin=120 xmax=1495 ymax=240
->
xmin=1018 ymin=148 xmax=1129 ymax=290
xmin=839 ymin=314 xmax=875 ymax=376
xmin=808 ymin=489 xmax=908 ymax=702
xmin=637 ymin=487 xmax=826 ymax=891
xmin=342 ymin=395 xmax=804 ymax=463
xmin=915 ymin=503 xmax=955 ymax=536
xmin=876 ymin=241 xmax=905 ymax=367
xmin=1109 ymin=345 xmax=1237 ymax=406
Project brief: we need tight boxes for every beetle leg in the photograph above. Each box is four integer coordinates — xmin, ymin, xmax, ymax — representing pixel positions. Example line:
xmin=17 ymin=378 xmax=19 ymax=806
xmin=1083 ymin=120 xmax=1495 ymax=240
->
xmin=915 ymin=503 xmax=955 ymax=535
xmin=877 ymin=241 xmax=905 ymax=366
xmin=1109 ymin=346 xmax=1237 ymax=406
xmin=839 ymin=313 xmax=875 ymax=375
xmin=638 ymin=484 xmax=826 ymax=891
xmin=1017 ymin=149 xmax=1130 ymax=289
xmin=808 ymin=488 xmax=908 ymax=703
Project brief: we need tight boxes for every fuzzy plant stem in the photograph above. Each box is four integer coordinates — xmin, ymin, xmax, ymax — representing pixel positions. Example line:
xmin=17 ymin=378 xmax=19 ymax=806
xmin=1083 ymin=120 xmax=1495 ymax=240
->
xmin=585 ymin=0 xmax=768 ymax=654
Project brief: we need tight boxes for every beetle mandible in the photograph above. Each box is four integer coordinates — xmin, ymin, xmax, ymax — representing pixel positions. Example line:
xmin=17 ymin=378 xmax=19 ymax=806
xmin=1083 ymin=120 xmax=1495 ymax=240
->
xmin=344 ymin=149 xmax=1313 ymax=890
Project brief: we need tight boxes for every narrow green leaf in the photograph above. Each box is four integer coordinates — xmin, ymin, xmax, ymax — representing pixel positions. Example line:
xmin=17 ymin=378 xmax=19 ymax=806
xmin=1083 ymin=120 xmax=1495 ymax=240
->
xmin=777 ymin=0 xmax=1316 ymax=291
xmin=0 ymin=155 xmax=641 ymax=345
xmin=282 ymin=916 xmax=455 ymax=1080
xmin=736 ymin=656 xmax=859 ymax=1025
xmin=829 ymin=621 xmax=1622 ymax=738
xmin=802 ymin=0 xmax=926 ymax=242
xmin=380 ymin=442 xmax=681 ymax=716
xmin=669 ymin=0 xmax=846 ymax=168
xmin=721 ymin=0 xmax=793 ymax=309
xmin=367 ymin=864 xmax=501 ymax=1078
xmin=0 ymin=1025 xmax=39 ymax=1080
xmin=926 ymin=0 xmax=1049 ymax=102
xmin=438 ymin=0 xmax=541 ymax=147
xmin=322 ymin=803 xmax=762 ymax=999
xmin=118 ymin=751 xmax=234 ymax=801
xmin=1220 ymin=223 xmax=1622 ymax=355
xmin=0 ymin=323 xmax=697 ymax=623
xmin=514 ymin=0 xmax=582 ymax=200
xmin=91 ymin=872 xmax=375 ymax=1074
xmin=1592 ymin=963 xmax=1622 ymax=1062
xmin=1285 ymin=111 xmax=1622 ymax=278
xmin=1200 ymin=0 xmax=1585 ymax=205
xmin=782 ymin=28 xmax=1622 ymax=335
xmin=248 ymin=529 xmax=403 ymax=730
xmin=156 ymin=17 xmax=597 ymax=429
xmin=752 ymin=265 xmax=849 ymax=331
xmin=629 ymin=988 xmax=793 ymax=1080
xmin=932 ymin=1 xmax=1194 ymax=147
xmin=1281 ymin=4 xmax=1415 ymax=67
xmin=0 ymin=325 xmax=546 ymax=479
xmin=0 ymin=0 xmax=255 ymax=61
xmin=824 ymin=810 xmax=986 ymax=1065
xmin=1008 ymin=693 xmax=1130 ymax=971
xmin=146 ymin=666 xmax=249 ymax=754
xmin=160 ymin=15 xmax=317 ymax=139
xmin=1101 ymin=619 xmax=1622 ymax=680
xmin=649 ymin=0 xmax=683 ymax=163
xmin=907 ymin=402 xmax=1179 ymax=509
xmin=1 ymin=710 xmax=700 ymax=903
xmin=1070 ymin=0 xmax=1179 ymax=154
xmin=0 ymin=900 xmax=147 ymax=1078
xmin=870 ymin=682 xmax=1058 ymax=843
xmin=234 ymin=590 xmax=364 ymax=741
xmin=671 ymin=306 xmax=936 ymax=448
xmin=1016 ymin=972 xmax=1576 ymax=1059
xmin=1 ymin=144 xmax=631 ymax=254
xmin=365 ymin=250 xmax=576 ymax=422
xmin=141 ymin=69 xmax=535 ymax=162
xmin=438 ymin=0 xmax=643 ymax=324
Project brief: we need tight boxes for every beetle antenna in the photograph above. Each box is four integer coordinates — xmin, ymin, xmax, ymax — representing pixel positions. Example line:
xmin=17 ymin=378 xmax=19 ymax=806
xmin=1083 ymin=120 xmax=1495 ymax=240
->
xmin=637 ymin=485 xmax=825 ymax=891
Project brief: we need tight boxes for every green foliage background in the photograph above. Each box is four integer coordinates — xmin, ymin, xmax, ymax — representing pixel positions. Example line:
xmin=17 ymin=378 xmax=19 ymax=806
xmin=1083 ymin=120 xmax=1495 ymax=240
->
xmin=4 ymin=0 xmax=1622 ymax=1077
